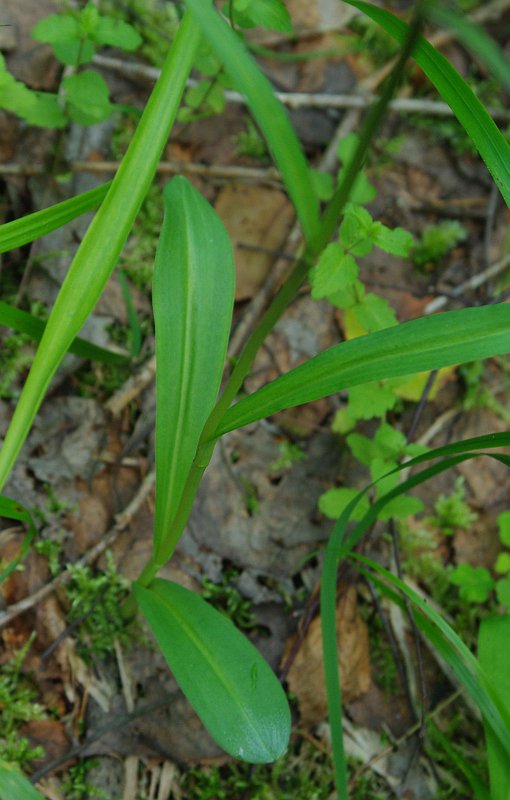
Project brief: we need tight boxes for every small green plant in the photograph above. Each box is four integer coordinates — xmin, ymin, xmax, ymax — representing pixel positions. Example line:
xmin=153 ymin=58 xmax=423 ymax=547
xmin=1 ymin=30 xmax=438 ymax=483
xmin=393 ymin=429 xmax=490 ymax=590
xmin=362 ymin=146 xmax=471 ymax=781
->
xmin=430 ymin=476 xmax=478 ymax=536
xmin=1 ymin=3 xmax=142 ymax=128
xmin=66 ymin=553 xmax=133 ymax=662
xmin=0 ymin=637 xmax=46 ymax=767
xmin=1 ymin=1 xmax=510 ymax=799
xmin=60 ymin=760 xmax=108 ymax=800
xmin=412 ymin=219 xmax=467 ymax=266
xmin=201 ymin=569 xmax=256 ymax=630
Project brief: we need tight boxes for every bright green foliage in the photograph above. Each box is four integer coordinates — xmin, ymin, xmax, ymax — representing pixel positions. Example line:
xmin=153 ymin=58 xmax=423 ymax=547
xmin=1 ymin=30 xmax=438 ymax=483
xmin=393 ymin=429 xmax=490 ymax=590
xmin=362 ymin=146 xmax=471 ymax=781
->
xmin=431 ymin=477 xmax=478 ymax=536
xmin=337 ymin=134 xmax=376 ymax=204
xmin=319 ymin=486 xmax=370 ymax=521
xmin=413 ymin=220 xmax=467 ymax=266
xmin=309 ymin=244 xmax=358 ymax=300
xmin=179 ymin=78 xmax=226 ymax=123
xmin=223 ymin=0 xmax=292 ymax=32
xmin=234 ymin=117 xmax=268 ymax=159
xmin=497 ymin=511 xmax=510 ymax=546
xmin=62 ymin=71 xmax=114 ymax=126
xmin=0 ymin=638 xmax=46 ymax=767
xmin=61 ymin=760 xmax=108 ymax=800
xmin=0 ymin=54 xmax=65 ymax=128
xmin=66 ymin=554 xmax=132 ymax=661
xmin=134 ymin=579 xmax=291 ymax=763
xmin=32 ymin=3 xmax=142 ymax=65
xmin=449 ymin=564 xmax=495 ymax=603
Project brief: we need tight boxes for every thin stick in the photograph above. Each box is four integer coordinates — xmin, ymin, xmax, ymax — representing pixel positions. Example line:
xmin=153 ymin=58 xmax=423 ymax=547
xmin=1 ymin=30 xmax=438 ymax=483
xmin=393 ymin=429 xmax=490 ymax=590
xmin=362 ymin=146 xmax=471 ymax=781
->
xmin=0 ymin=469 xmax=155 ymax=629
xmin=92 ymin=54 xmax=510 ymax=122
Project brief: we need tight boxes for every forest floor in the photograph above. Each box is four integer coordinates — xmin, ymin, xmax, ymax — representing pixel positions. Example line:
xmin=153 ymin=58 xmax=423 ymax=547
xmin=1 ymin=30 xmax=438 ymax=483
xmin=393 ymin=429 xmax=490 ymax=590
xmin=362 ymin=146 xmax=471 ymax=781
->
xmin=1 ymin=1 xmax=510 ymax=798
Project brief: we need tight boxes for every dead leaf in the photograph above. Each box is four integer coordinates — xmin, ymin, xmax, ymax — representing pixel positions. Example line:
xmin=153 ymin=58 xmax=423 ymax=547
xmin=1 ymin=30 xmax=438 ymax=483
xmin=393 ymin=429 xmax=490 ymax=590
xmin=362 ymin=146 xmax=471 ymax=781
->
xmin=286 ymin=586 xmax=370 ymax=725
xmin=215 ymin=185 xmax=294 ymax=301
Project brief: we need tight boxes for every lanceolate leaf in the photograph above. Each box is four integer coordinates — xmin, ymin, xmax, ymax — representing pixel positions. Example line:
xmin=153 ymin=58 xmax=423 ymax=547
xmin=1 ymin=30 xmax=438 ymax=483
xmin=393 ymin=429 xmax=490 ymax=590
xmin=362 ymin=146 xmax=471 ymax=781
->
xmin=346 ymin=1 xmax=510 ymax=208
xmin=0 ymin=183 xmax=110 ymax=254
xmin=210 ymin=304 xmax=510 ymax=439
xmin=478 ymin=615 xmax=510 ymax=800
xmin=0 ymin=301 xmax=126 ymax=364
xmin=181 ymin=0 xmax=320 ymax=245
xmin=133 ymin=579 xmax=291 ymax=763
xmin=0 ymin=761 xmax=45 ymax=800
xmin=152 ymin=177 xmax=234 ymax=563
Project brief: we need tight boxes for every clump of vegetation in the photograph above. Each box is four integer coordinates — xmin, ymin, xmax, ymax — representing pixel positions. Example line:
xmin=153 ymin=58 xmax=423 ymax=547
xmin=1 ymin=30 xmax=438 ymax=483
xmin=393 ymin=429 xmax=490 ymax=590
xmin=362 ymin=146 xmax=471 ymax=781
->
xmin=65 ymin=553 xmax=133 ymax=662
xmin=0 ymin=637 xmax=46 ymax=766
xmin=429 ymin=476 xmax=478 ymax=536
xmin=61 ymin=759 xmax=108 ymax=800
xmin=201 ymin=569 xmax=256 ymax=630
xmin=412 ymin=220 xmax=467 ymax=266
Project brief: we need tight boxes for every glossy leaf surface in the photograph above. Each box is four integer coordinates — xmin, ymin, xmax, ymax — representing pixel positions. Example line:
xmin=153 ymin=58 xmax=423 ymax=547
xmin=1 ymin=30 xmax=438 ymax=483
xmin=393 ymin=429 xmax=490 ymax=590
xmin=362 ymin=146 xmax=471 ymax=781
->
xmin=347 ymin=1 xmax=510 ymax=208
xmin=134 ymin=579 xmax=291 ymax=763
xmin=152 ymin=177 xmax=234 ymax=562
xmin=211 ymin=304 xmax=510 ymax=439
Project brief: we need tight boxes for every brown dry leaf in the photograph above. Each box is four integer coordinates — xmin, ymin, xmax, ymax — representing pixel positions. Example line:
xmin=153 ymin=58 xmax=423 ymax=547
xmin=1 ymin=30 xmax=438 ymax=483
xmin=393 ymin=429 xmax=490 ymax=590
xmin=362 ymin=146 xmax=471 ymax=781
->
xmin=286 ymin=586 xmax=370 ymax=725
xmin=214 ymin=185 xmax=294 ymax=301
xmin=19 ymin=719 xmax=70 ymax=768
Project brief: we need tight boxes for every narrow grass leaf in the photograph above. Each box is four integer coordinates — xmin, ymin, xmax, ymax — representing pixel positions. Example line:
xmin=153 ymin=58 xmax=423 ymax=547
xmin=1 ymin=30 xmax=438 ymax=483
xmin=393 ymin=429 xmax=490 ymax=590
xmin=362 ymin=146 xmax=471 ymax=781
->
xmin=346 ymin=1 xmax=510 ymax=207
xmin=117 ymin=271 xmax=142 ymax=357
xmin=0 ymin=762 xmax=45 ymax=800
xmin=0 ymin=495 xmax=37 ymax=583
xmin=211 ymin=304 xmax=510 ymax=439
xmin=152 ymin=177 xmax=234 ymax=563
xmin=0 ymin=301 xmax=127 ymax=364
xmin=427 ymin=6 xmax=510 ymax=93
xmin=133 ymin=579 xmax=291 ymax=763
xmin=478 ymin=615 xmax=510 ymax=800
xmin=427 ymin=723 xmax=492 ymax=800
xmin=181 ymin=0 xmax=320 ymax=245
xmin=0 ymin=13 xmax=201 ymax=492
xmin=354 ymin=556 xmax=510 ymax=761
xmin=0 ymin=182 xmax=110 ymax=254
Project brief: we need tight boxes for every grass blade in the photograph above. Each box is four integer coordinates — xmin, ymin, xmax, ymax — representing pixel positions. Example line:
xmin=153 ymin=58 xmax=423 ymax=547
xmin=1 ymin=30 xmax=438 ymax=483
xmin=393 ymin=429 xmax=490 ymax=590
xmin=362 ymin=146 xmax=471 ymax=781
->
xmin=210 ymin=304 xmax=510 ymax=439
xmin=478 ymin=615 xmax=510 ymax=800
xmin=0 ymin=495 xmax=37 ymax=583
xmin=181 ymin=0 xmax=320 ymax=245
xmin=346 ymin=0 xmax=510 ymax=207
xmin=0 ymin=13 xmax=201 ymax=492
xmin=354 ymin=555 xmax=510 ymax=761
xmin=0 ymin=300 xmax=127 ymax=364
xmin=152 ymin=177 xmax=234 ymax=564
xmin=133 ymin=579 xmax=291 ymax=763
xmin=0 ymin=183 xmax=111 ymax=254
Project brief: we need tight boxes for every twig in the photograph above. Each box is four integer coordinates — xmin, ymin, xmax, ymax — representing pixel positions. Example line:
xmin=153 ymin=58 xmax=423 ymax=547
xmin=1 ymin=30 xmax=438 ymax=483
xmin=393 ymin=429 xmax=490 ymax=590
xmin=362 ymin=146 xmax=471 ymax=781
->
xmin=424 ymin=253 xmax=510 ymax=314
xmin=106 ymin=355 xmax=156 ymax=417
xmin=0 ymin=469 xmax=155 ymax=629
xmin=91 ymin=54 xmax=510 ymax=122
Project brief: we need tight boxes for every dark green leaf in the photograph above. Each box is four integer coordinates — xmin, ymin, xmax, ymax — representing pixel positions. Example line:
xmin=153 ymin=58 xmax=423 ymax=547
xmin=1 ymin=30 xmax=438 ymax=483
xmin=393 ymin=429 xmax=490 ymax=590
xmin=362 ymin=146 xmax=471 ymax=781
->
xmin=133 ymin=579 xmax=291 ymax=763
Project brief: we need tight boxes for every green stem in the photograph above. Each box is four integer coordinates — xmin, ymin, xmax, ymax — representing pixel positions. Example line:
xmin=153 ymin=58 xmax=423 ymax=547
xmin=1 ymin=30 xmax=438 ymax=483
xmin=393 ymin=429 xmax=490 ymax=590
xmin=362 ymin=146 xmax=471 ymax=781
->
xmin=0 ymin=12 xmax=200 ymax=492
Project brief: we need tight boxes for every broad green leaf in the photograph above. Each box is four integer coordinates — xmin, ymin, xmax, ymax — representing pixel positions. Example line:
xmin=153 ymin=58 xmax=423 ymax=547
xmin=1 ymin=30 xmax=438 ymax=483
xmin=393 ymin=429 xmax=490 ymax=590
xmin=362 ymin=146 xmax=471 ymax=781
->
xmin=346 ymin=1 xmax=510 ymax=208
xmin=449 ymin=564 xmax=495 ymax=604
xmin=211 ymin=305 xmax=510 ymax=440
xmin=32 ymin=14 xmax=80 ymax=44
xmin=94 ymin=16 xmax=142 ymax=50
xmin=226 ymin=0 xmax=292 ymax=32
xmin=478 ymin=615 xmax=510 ymax=800
xmin=181 ymin=0 xmax=320 ymax=244
xmin=495 ymin=579 xmax=510 ymax=608
xmin=338 ymin=205 xmax=373 ymax=257
xmin=0 ymin=13 xmax=201 ymax=493
xmin=319 ymin=487 xmax=370 ymax=522
xmin=353 ymin=292 xmax=398 ymax=333
xmin=152 ymin=177 xmax=234 ymax=563
xmin=495 ymin=553 xmax=510 ymax=575
xmin=347 ymin=381 xmax=398 ymax=419
xmin=0 ymin=183 xmax=110 ymax=253
xmin=0 ymin=55 xmax=66 ymax=128
xmin=63 ymin=71 xmax=113 ymax=125
xmin=371 ymin=223 xmax=414 ymax=257
xmin=53 ymin=39 xmax=95 ymax=66
xmin=0 ymin=300 xmax=126 ymax=364
xmin=0 ymin=761 xmax=45 ymax=800
xmin=309 ymin=244 xmax=358 ymax=300
xmin=133 ymin=579 xmax=291 ymax=763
